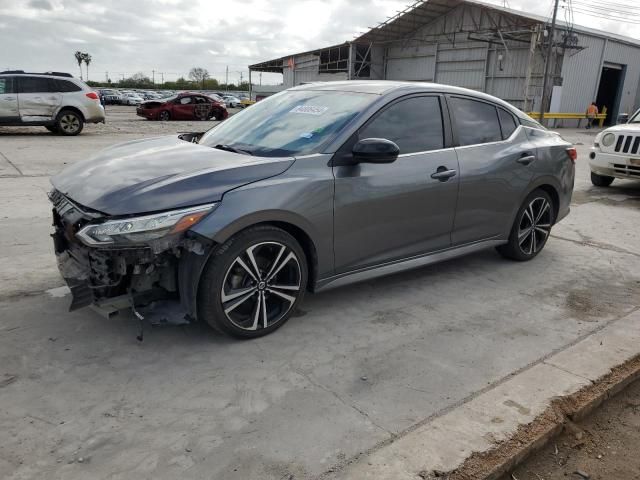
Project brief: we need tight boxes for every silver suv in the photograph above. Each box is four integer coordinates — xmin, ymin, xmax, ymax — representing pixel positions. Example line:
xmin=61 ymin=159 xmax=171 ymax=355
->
xmin=0 ymin=71 xmax=105 ymax=135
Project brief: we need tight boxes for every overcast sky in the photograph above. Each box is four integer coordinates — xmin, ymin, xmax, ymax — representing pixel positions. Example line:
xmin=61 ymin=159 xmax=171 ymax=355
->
xmin=1 ymin=0 xmax=638 ymax=85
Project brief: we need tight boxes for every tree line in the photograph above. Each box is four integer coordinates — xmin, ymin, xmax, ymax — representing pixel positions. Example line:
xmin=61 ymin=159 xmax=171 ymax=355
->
xmin=84 ymin=66 xmax=250 ymax=91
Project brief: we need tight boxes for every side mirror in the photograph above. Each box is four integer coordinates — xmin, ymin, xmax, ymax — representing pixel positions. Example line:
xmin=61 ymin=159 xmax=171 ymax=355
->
xmin=352 ymin=138 xmax=399 ymax=164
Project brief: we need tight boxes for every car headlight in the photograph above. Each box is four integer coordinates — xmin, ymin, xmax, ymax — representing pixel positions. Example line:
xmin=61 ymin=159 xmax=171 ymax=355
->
xmin=601 ymin=133 xmax=615 ymax=147
xmin=77 ymin=203 xmax=216 ymax=246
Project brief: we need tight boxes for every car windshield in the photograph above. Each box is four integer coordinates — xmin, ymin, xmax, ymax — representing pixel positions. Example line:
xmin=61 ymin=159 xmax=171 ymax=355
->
xmin=199 ymin=90 xmax=376 ymax=157
xmin=629 ymin=109 xmax=640 ymax=123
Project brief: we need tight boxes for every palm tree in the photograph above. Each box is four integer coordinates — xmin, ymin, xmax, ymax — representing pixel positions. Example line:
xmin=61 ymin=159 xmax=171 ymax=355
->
xmin=74 ymin=51 xmax=84 ymax=80
xmin=83 ymin=53 xmax=92 ymax=82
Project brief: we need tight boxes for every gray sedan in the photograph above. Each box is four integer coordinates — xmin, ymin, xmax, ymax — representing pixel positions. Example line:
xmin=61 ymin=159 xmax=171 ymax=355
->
xmin=49 ymin=81 xmax=575 ymax=338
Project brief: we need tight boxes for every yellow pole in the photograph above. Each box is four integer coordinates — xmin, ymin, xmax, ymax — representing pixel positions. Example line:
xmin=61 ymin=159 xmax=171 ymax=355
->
xmin=599 ymin=106 xmax=607 ymax=128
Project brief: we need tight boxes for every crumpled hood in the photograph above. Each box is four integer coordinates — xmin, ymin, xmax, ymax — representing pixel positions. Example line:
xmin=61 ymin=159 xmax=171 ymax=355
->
xmin=51 ymin=135 xmax=294 ymax=216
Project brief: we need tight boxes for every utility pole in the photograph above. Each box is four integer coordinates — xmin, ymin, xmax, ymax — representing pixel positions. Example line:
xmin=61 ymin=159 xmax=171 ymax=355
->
xmin=152 ymin=69 xmax=155 ymax=85
xmin=239 ymin=72 xmax=243 ymax=87
xmin=225 ymin=66 xmax=229 ymax=91
xmin=160 ymin=72 xmax=164 ymax=85
xmin=539 ymin=0 xmax=560 ymax=126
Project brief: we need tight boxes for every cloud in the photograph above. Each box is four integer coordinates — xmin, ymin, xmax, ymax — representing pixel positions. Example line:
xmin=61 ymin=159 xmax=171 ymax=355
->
xmin=0 ymin=0 xmax=638 ymax=85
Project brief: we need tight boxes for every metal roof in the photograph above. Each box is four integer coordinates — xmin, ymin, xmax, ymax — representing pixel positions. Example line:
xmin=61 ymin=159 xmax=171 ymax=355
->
xmin=356 ymin=0 xmax=640 ymax=47
xmin=250 ymin=0 xmax=640 ymax=70
xmin=249 ymin=42 xmax=349 ymax=73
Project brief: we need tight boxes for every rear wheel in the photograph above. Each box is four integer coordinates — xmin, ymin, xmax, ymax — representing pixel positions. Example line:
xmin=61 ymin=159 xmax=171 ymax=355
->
xmin=590 ymin=171 xmax=614 ymax=187
xmin=159 ymin=110 xmax=170 ymax=121
xmin=497 ymin=189 xmax=554 ymax=261
xmin=55 ymin=110 xmax=84 ymax=136
xmin=198 ymin=226 xmax=307 ymax=338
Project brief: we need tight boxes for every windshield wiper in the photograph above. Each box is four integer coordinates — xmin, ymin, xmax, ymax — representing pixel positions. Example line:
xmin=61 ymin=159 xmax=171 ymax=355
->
xmin=213 ymin=144 xmax=253 ymax=156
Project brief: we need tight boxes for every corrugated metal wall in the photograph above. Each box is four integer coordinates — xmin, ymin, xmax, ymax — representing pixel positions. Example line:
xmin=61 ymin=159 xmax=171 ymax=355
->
xmin=559 ymin=34 xmax=605 ymax=112
xmin=283 ymin=52 xmax=348 ymax=87
xmin=603 ymin=41 xmax=640 ymax=115
xmin=560 ymin=34 xmax=640 ymax=122
xmin=379 ymin=3 xmax=553 ymax=110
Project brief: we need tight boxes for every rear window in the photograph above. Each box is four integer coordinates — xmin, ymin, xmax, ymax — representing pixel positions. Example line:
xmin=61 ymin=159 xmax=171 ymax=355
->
xmin=55 ymin=79 xmax=82 ymax=92
xmin=450 ymin=97 xmax=502 ymax=146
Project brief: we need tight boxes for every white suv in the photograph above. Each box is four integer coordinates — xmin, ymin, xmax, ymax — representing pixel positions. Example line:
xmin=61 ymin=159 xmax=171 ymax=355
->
xmin=590 ymin=108 xmax=640 ymax=186
xmin=0 ymin=70 xmax=105 ymax=135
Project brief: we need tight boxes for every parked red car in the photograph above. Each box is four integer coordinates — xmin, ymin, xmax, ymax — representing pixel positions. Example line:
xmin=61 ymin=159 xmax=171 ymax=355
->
xmin=136 ymin=93 xmax=228 ymax=121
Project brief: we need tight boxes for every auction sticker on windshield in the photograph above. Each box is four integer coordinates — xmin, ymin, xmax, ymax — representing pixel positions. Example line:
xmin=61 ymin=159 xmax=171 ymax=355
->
xmin=289 ymin=105 xmax=328 ymax=115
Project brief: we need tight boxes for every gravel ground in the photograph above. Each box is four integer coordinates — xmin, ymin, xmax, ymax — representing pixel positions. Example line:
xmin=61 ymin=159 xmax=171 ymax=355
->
xmin=502 ymin=379 xmax=640 ymax=480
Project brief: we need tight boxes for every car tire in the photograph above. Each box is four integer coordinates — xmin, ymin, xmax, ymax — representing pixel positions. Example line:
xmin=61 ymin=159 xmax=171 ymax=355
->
xmin=197 ymin=225 xmax=308 ymax=338
xmin=159 ymin=110 xmax=171 ymax=121
xmin=590 ymin=172 xmax=614 ymax=187
xmin=55 ymin=110 xmax=84 ymax=136
xmin=497 ymin=189 xmax=554 ymax=262
xmin=45 ymin=125 xmax=59 ymax=134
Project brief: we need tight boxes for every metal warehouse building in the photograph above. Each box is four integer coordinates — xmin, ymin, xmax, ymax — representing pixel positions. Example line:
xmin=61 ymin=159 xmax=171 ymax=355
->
xmin=249 ymin=0 xmax=640 ymax=125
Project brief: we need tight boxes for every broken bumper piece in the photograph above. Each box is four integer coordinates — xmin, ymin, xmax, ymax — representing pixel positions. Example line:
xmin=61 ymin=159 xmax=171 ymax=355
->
xmin=49 ymin=190 xmax=209 ymax=323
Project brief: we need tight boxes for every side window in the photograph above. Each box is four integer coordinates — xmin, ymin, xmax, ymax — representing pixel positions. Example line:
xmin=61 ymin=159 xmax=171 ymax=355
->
xmin=19 ymin=76 xmax=53 ymax=93
xmin=55 ymin=79 xmax=82 ymax=92
xmin=498 ymin=108 xmax=518 ymax=139
xmin=450 ymin=97 xmax=502 ymax=146
xmin=0 ymin=77 xmax=14 ymax=94
xmin=359 ymin=96 xmax=444 ymax=154
xmin=179 ymin=96 xmax=192 ymax=105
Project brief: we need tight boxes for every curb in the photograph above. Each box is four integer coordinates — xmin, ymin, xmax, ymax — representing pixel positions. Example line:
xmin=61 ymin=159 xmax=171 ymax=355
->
xmin=327 ymin=308 xmax=640 ymax=480
xmin=448 ymin=353 xmax=640 ymax=480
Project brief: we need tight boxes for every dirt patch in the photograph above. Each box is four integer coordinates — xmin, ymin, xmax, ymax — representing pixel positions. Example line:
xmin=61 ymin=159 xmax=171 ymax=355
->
xmin=419 ymin=354 xmax=640 ymax=480
xmin=535 ymin=278 xmax=640 ymax=322
xmin=502 ymin=377 xmax=640 ymax=480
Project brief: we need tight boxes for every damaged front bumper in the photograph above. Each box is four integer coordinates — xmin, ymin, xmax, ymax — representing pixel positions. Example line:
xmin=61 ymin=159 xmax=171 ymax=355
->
xmin=50 ymin=190 xmax=212 ymax=323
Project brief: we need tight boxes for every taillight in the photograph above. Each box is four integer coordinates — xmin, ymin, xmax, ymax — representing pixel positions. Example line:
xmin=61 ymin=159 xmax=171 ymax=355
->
xmin=566 ymin=147 xmax=577 ymax=164
xmin=85 ymin=92 xmax=99 ymax=100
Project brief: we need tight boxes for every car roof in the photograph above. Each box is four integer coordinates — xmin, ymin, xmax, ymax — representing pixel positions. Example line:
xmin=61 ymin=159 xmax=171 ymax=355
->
xmin=291 ymin=80 xmax=528 ymax=119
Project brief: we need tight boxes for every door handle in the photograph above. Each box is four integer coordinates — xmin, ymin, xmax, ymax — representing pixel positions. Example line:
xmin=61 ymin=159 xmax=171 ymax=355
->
xmin=431 ymin=166 xmax=457 ymax=181
xmin=517 ymin=154 xmax=536 ymax=165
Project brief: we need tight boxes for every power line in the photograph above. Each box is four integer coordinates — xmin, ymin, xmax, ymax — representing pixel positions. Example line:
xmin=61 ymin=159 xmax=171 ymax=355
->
xmin=571 ymin=7 xmax=640 ymax=23
xmin=577 ymin=0 xmax=640 ymax=9
xmin=572 ymin=1 xmax=640 ymax=16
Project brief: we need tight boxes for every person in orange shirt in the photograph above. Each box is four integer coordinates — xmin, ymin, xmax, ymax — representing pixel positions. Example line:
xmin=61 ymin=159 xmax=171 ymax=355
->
xmin=586 ymin=102 xmax=598 ymax=129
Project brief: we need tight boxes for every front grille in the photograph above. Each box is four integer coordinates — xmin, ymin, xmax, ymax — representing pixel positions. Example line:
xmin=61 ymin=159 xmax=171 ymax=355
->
xmin=613 ymin=163 xmax=640 ymax=177
xmin=614 ymin=134 xmax=640 ymax=154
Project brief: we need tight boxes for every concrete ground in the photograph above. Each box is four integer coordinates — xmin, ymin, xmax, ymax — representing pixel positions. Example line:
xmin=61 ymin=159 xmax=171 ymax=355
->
xmin=0 ymin=107 xmax=639 ymax=480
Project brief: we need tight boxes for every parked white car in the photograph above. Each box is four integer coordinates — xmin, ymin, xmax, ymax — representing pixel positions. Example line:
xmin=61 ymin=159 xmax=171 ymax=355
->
xmin=121 ymin=92 xmax=144 ymax=106
xmin=222 ymin=95 xmax=242 ymax=108
xmin=590 ymin=108 xmax=640 ymax=186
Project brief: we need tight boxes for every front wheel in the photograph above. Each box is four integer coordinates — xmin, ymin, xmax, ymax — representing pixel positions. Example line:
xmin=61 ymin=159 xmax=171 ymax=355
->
xmin=590 ymin=172 xmax=614 ymax=187
xmin=497 ymin=189 xmax=554 ymax=261
xmin=197 ymin=226 xmax=308 ymax=338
